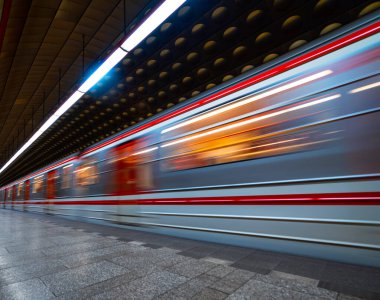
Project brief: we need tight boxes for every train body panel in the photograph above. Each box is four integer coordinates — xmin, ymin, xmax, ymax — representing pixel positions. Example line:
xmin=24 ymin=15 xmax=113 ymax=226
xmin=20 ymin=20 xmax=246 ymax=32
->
xmin=1 ymin=19 xmax=380 ymax=267
xmin=5 ymin=179 xmax=380 ymax=266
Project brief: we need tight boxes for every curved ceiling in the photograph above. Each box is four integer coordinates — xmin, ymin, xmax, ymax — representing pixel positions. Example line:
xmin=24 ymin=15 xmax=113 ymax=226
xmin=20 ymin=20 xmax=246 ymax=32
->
xmin=0 ymin=0 xmax=379 ymax=185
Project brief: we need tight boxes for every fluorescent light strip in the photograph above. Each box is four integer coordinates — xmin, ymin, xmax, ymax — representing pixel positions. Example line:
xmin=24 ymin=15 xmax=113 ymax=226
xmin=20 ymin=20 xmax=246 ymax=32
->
xmin=78 ymin=48 xmax=128 ymax=93
xmin=162 ymin=70 xmax=333 ymax=134
xmin=161 ymin=94 xmax=341 ymax=148
xmin=349 ymin=81 xmax=380 ymax=94
xmin=0 ymin=1 xmax=185 ymax=175
xmin=121 ymin=0 xmax=186 ymax=51
xmin=53 ymin=91 xmax=84 ymax=118
xmin=0 ymin=90 xmax=85 ymax=174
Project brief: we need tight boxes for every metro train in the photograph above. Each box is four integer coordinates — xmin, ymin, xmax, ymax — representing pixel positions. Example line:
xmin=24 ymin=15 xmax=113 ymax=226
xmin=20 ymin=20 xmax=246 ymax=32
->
xmin=1 ymin=17 xmax=380 ymax=267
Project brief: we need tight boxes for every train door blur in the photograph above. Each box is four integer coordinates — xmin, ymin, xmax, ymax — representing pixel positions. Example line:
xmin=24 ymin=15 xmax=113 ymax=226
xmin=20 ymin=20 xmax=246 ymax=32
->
xmin=24 ymin=180 xmax=30 ymax=211
xmin=46 ymin=170 xmax=57 ymax=213
xmin=1 ymin=189 xmax=4 ymax=208
xmin=12 ymin=185 xmax=16 ymax=209
xmin=4 ymin=189 xmax=7 ymax=208
xmin=111 ymin=141 xmax=138 ymax=225
xmin=114 ymin=141 xmax=137 ymax=195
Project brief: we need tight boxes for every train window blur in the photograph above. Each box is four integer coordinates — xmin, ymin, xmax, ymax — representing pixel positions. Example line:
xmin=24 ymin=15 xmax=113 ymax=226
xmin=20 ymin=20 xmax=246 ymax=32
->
xmin=32 ymin=176 xmax=44 ymax=193
xmin=7 ymin=188 xmax=12 ymax=200
xmin=133 ymin=145 xmax=156 ymax=190
xmin=61 ymin=164 xmax=73 ymax=189
xmin=76 ymin=159 xmax=98 ymax=186
xmin=17 ymin=183 xmax=23 ymax=196
xmin=162 ymin=93 xmax=340 ymax=171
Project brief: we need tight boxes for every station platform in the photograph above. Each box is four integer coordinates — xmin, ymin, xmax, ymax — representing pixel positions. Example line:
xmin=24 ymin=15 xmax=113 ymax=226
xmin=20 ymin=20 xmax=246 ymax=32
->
xmin=0 ymin=209 xmax=379 ymax=300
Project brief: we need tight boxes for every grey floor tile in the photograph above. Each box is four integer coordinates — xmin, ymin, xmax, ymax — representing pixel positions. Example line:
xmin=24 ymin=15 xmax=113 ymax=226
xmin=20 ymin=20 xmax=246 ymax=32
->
xmin=254 ymin=272 xmax=337 ymax=299
xmin=109 ymin=247 xmax=188 ymax=276
xmin=178 ymin=250 xmax=207 ymax=259
xmin=271 ymin=270 xmax=319 ymax=285
xmin=177 ymin=244 xmax=222 ymax=259
xmin=57 ymin=273 xmax=140 ymax=300
xmin=40 ymin=260 xmax=128 ymax=295
xmin=0 ymin=248 xmax=10 ymax=255
xmin=193 ymin=287 xmax=228 ymax=300
xmin=321 ymin=262 xmax=380 ymax=293
xmin=42 ymin=239 xmax=121 ymax=257
xmin=231 ymin=251 xmax=281 ymax=274
xmin=0 ymin=268 xmax=26 ymax=287
xmin=143 ymin=243 xmax=163 ymax=249
xmin=58 ymin=243 xmax=134 ymax=268
xmin=227 ymin=279 xmax=324 ymax=300
xmin=210 ymin=269 xmax=256 ymax=294
xmin=157 ymin=274 xmax=218 ymax=299
xmin=6 ymin=240 xmax=57 ymax=253
xmin=160 ymin=238 xmax=206 ymax=251
xmin=210 ymin=246 xmax=254 ymax=263
xmin=92 ymin=270 xmax=187 ymax=299
xmin=337 ymin=294 xmax=366 ymax=300
xmin=5 ymin=259 xmax=67 ymax=280
xmin=275 ymin=256 xmax=327 ymax=280
xmin=206 ymin=265 xmax=236 ymax=278
xmin=318 ymin=281 xmax=380 ymax=300
xmin=202 ymin=257 xmax=232 ymax=265
xmin=0 ymin=254 xmax=50 ymax=270
xmin=167 ymin=258 xmax=217 ymax=278
xmin=0 ymin=278 xmax=55 ymax=300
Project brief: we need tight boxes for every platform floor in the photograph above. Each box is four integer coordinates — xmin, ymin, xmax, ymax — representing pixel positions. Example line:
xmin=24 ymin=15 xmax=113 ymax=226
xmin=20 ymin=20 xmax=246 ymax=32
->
xmin=0 ymin=209 xmax=379 ymax=300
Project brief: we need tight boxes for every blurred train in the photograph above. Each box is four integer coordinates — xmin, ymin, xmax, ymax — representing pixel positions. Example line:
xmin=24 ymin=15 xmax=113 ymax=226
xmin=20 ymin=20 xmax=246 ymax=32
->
xmin=1 ymin=17 xmax=380 ymax=267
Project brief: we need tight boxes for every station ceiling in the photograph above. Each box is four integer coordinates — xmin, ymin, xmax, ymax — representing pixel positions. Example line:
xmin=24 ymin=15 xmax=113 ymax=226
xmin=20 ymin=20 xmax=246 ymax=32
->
xmin=0 ymin=0 xmax=378 ymax=185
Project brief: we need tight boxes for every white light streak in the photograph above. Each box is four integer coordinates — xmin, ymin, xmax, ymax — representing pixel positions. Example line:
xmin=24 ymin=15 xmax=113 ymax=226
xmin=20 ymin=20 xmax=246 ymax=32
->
xmin=161 ymin=70 xmax=333 ymax=134
xmin=132 ymin=146 xmax=158 ymax=156
xmin=161 ymin=94 xmax=341 ymax=148
xmin=349 ymin=81 xmax=380 ymax=94
xmin=78 ymin=48 xmax=128 ymax=93
xmin=0 ymin=91 xmax=84 ymax=174
xmin=121 ymin=0 xmax=186 ymax=51
xmin=53 ymin=91 xmax=84 ymax=118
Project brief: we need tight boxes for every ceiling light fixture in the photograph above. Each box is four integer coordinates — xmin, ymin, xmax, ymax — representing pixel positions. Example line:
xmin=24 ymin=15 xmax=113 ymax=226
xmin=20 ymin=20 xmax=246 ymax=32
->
xmin=121 ymin=0 xmax=186 ymax=52
xmin=78 ymin=48 xmax=128 ymax=93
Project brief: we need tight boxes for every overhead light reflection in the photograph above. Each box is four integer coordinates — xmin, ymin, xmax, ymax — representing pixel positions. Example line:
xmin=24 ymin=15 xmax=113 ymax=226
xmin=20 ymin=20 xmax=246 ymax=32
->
xmin=349 ymin=81 xmax=380 ymax=94
xmin=161 ymin=70 xmax=333 ymax=134
xmin=132 ymin=146 xmax=158 ymax=156
xmin=161 ymin=94 xmax=341 ymax=148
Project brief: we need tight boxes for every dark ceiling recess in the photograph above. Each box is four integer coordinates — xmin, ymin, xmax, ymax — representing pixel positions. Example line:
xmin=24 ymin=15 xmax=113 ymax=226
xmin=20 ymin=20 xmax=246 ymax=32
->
xmin=0 ymin=0 xmax=379 ymax=185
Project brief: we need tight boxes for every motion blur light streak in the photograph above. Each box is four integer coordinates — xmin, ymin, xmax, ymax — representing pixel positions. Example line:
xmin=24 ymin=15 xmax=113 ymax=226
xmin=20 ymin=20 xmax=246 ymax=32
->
xmin=78 ymin=48 xmax=128 ymax=93
xmin=132 ymin=147 xmax=158 ymax=156
xmin=161 ymin=70 xmax=333 ymax=134
xmin=162 ymin=94 xmax=341 ymax=148
xmin=121 ymin=0 xmax=187 ymax=51
xmin=349 ymin=81 xmax=380 ymax=93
